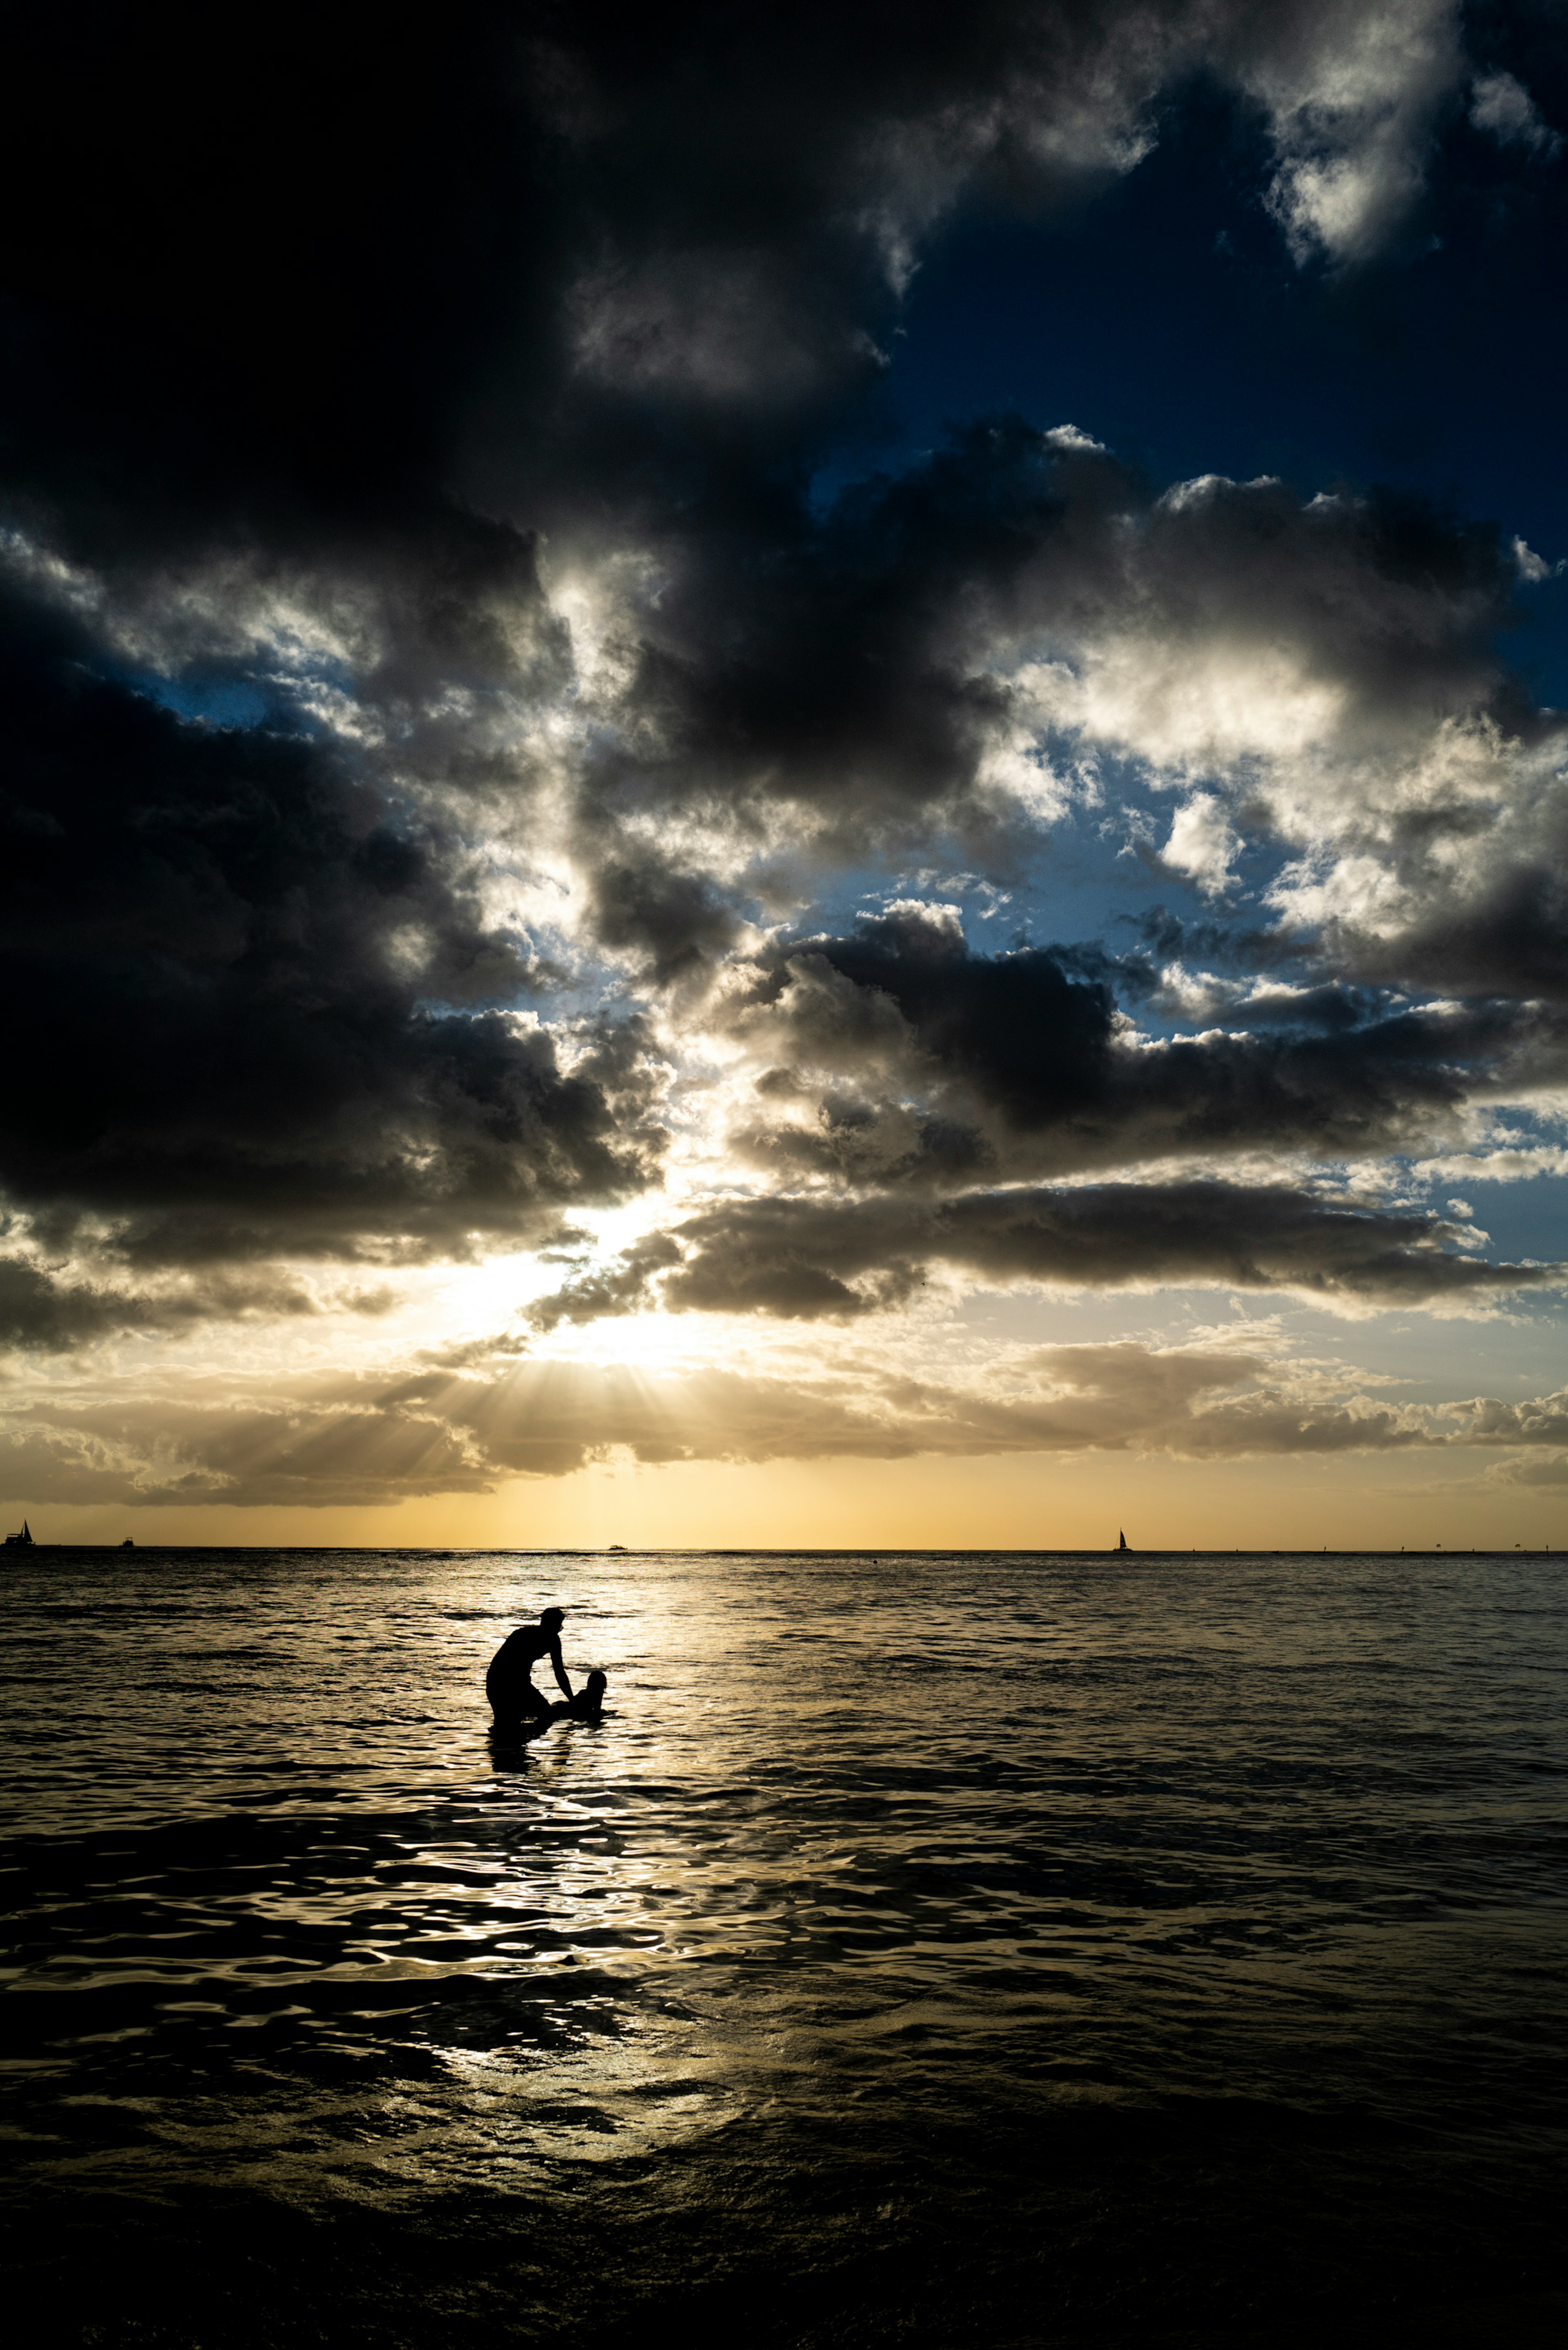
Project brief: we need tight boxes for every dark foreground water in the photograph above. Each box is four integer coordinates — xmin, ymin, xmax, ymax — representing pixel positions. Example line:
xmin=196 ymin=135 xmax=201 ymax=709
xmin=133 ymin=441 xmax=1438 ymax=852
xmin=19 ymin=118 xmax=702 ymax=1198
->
xmin=2 ymin=1548 xmax=1565 ymax=2348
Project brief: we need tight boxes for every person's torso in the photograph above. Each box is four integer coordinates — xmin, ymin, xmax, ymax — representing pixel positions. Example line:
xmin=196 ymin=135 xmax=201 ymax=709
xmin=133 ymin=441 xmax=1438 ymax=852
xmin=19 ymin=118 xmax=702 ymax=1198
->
xmin=494 ymin=1626 xmax=551 ymax=1673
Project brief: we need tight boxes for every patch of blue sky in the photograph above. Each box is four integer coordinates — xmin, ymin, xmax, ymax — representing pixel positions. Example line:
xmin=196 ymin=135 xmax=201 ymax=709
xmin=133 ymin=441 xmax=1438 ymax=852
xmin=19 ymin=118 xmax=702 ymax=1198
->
xmin=131 ymin=670 xmax=274 ymax=729
xmin=788 ymin=783 xmax=1304 ymax=977
xmin=1497 ymin=569 xmax=1568 ymax=711
xmin=808 ymin=78 xmax=1568 ymax=700
xmin=1435 ymin=1169 xmax=1568 ymax=1265
xmin=776 ymin=849 xmax=1023 ymax=958
xmin=123 ymin=645 xmax=369 ymax=736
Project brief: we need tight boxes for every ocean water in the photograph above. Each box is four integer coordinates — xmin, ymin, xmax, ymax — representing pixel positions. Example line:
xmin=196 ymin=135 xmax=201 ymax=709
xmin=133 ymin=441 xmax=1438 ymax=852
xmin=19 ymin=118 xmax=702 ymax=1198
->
xmin=2 ymin=1546 xmax=1565 ymax=2348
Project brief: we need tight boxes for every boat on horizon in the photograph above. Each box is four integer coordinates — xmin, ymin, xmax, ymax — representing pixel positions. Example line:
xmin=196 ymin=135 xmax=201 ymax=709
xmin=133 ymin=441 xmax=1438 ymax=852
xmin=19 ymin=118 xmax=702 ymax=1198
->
xmin=4 ymin=1520 xmax=35 ymax=1547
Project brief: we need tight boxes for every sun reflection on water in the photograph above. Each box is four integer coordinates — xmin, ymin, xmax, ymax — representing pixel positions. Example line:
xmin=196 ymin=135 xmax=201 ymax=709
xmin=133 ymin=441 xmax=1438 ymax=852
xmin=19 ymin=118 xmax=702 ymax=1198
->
xmin=4 ymin=1543 xmax=1566 ymax=2217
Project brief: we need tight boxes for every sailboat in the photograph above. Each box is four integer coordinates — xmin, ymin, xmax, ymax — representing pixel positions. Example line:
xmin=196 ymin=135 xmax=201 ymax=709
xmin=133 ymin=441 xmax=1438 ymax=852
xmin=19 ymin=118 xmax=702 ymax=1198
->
xmin=1117 ymin=1529 xmax=1128 ymax=1553
xmin=4 ymin=1519 xmax=34 ymax=1547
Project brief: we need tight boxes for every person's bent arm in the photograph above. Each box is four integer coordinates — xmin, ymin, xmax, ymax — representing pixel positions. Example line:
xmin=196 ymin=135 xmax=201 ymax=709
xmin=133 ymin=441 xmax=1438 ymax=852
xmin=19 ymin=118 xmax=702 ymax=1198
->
xmin=549 ymin=1639 xmax=573 ymax=1700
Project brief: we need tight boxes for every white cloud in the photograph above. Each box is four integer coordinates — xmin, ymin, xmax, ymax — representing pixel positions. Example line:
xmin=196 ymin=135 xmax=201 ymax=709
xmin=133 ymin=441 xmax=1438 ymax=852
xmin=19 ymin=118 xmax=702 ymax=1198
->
xmin=1043 ymin=424 xmax=1106 ymax=455
xmin=1234 ymin=0 xmax=1465 ymax=265
xmin=1513 ymin=536 xmax=1564 ymax=585
xmin=1162 ymin=794 xmax=1240 ymax=896
xmin=1470 ymin=70 xmax=1561 ymax=155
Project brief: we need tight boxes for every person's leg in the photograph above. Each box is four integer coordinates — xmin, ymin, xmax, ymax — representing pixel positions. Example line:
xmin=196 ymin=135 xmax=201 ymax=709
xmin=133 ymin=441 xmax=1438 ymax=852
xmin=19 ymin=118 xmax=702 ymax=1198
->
xmin=498 ymin=1686 xmax=550 ymax=1730
xmin=492 ymin=1678 xmax=550 ymax=1721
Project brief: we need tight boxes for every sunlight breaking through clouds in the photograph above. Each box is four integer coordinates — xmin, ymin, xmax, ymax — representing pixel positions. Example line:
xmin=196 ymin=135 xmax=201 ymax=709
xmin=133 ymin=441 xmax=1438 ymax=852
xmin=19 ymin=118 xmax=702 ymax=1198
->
xmin=2 ymin=1 xmax=1567 ymax=1538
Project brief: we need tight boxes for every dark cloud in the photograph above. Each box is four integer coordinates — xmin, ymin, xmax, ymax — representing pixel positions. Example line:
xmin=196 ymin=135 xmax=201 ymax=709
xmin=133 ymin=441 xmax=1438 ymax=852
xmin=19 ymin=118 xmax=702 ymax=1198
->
xmin=1452 ymin=1389 xmax=1568 ymax=1447
xmin=0 ymin=1342 xmax=1431 ymax=1506
xmin=0 ymin=1261 xmax=144 ymax=1352
xmin=0 ymin=0 xmax=1562 ymax=1360
xmin=0 ymin=589 xmax=662 ymax=1263
xmin=2 ymin=11 xmax=1523 ymax=720
xmin=27 ymin=1336 xmax=1568 ymax=1507
xmin=1334 ymin=856 xmax=1568 ymax=1005
xmin=719 ymin=905 xmax=1566 ymax=1186
xmin=2 ymin=7 xmax=1552 ymax=940
xmin=531 ymin=1179 xmax=1562 ymax=1328
xmin=0 ymin=1399 xmax=494 ymax=1511
xmin=0 ymin=8 xmax=557 ymax=553
xmin=574 ymin=420 xmax=1110 ymax=848
xmin=0 ymin=1257 xmax=370 ymax=1353
xmin=562 ymin=433 xmax=1540 ymax=923
xmin=590 ymin=859 xmax=740 ymax=984
xmin=9 ymin=4 xmax=1461 ymax=557
xmin=788 ymin=905 xmax=1115 ymax=1124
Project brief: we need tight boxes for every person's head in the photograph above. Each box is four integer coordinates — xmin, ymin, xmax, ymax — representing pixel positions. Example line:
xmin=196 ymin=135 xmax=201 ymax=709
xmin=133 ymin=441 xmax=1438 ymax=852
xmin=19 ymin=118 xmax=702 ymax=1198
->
xmin=539 ymin=1607 xmax=565 ymax=1633
xmin=584 ymin=1670 xmax=606 ymax=1698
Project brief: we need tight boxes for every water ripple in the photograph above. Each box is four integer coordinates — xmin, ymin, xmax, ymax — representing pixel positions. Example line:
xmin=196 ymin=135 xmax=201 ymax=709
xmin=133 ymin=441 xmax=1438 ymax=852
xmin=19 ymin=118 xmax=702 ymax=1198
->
xmin=3 ymin=1547 xmax=1566 ymax=2241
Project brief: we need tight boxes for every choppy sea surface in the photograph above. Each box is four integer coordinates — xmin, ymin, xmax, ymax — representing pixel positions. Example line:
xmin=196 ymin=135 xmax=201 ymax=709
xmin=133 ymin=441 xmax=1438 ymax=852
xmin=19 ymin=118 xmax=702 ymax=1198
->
xmin=2 ymin=1547 xmax=1566 ymax=2348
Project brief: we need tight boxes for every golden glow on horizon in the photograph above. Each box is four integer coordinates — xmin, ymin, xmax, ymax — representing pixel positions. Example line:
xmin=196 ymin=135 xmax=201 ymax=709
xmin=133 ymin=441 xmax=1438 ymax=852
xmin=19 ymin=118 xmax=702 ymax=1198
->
xmin=9 ymin=1247 xmax=1567 ymax=1552
xmin=26 ymin=1445 xmax=1567 ymax=1553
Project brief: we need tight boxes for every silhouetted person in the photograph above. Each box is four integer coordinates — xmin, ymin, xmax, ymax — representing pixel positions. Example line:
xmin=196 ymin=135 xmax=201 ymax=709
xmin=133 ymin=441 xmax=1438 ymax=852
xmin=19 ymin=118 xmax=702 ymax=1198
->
xmin=551 ymin=1669 xmax=607 ymax=1725
xmin=487 ymin=1606 xmax=572 ymax=1729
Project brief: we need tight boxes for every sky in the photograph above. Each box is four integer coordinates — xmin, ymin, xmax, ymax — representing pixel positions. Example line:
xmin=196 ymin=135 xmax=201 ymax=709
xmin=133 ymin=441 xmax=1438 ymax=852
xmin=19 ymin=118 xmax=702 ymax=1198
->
xmin=4 ymin=0 xmax=1568 ymax=1548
